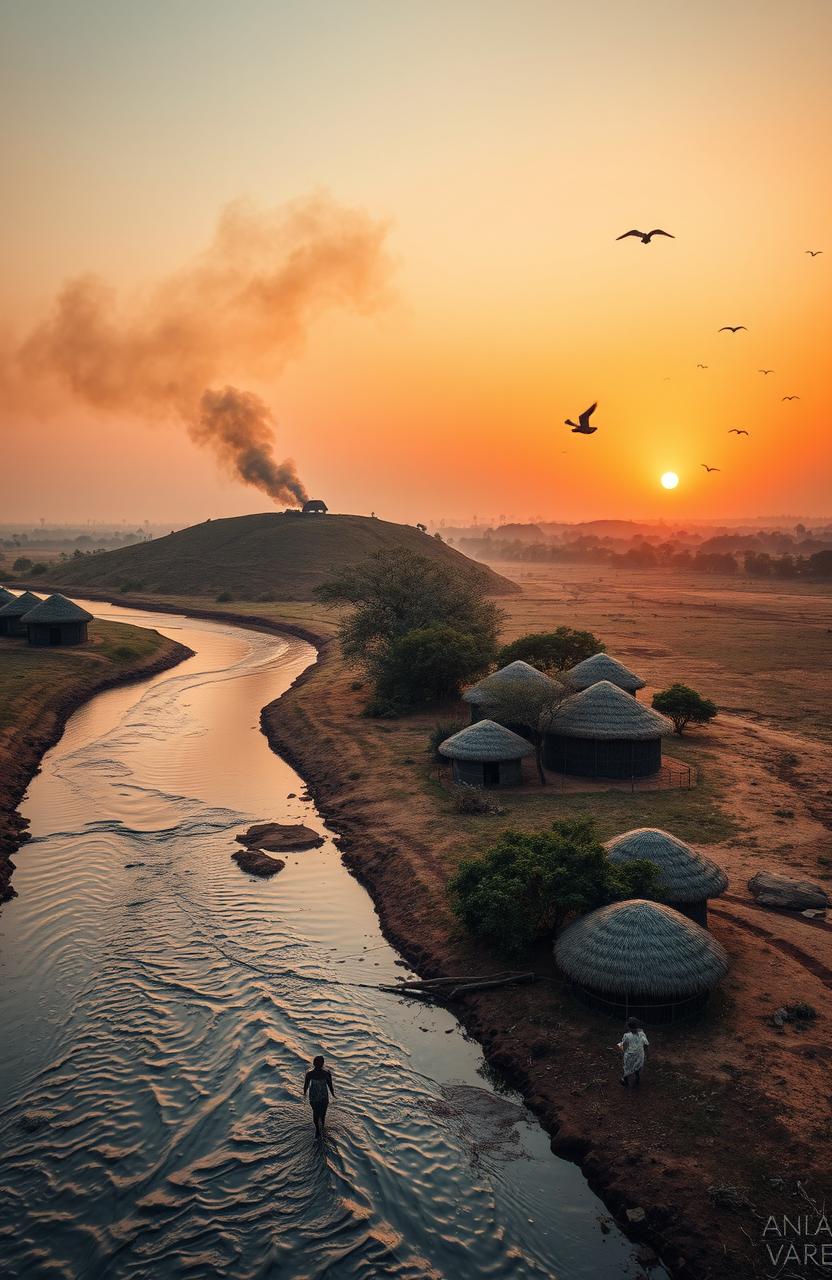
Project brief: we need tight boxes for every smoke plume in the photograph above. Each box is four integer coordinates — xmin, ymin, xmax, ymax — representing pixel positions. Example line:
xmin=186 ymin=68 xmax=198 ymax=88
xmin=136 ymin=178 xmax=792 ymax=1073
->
xmin=18 ymin=194 xmax=392 ymax=504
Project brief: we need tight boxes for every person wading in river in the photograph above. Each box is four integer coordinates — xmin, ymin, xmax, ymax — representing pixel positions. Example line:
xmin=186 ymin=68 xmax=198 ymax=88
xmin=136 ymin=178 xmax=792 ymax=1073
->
xmin=303 ymin=1055 xmax=336 ymax=1135
xmin=617 ymin=1018 xmax=649 ymax=1088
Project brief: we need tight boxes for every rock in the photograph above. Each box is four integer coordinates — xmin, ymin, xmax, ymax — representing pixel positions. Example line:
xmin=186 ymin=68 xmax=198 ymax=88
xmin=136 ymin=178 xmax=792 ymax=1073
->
xmin=625 ymin=1207 xmax=646 ymax=1224
xmin=748 ymin=871 xmax=830 ymax=912
xmin=236 ymin=822 xmax=324 ymax=853
xmin=231 ymin=848 xmax=285 ymax=878
xmin=802 ymin=908 xmax=826 ymax=918
xmin=636 ymin=1243 xmax=659 ymax=1267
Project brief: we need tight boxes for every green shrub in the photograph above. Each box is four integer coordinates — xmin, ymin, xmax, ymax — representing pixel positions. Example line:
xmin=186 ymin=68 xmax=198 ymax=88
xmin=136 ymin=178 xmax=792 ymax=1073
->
xmin=497 ymin=627 xmax=604 ymax=673
xmin=428 ymin=720 xmax=466 ymax=761
xmin=374 ymin=624 xmax=488 ymax=708
xmin=450 ymin=782 xmax=505 ymax=815
xmin=30 ymin=562 xmax=48 ymax=576
xmin=652 ymin=683 xmax=718 ymax=735
xmin=216 ymin=591 xmax=234 ymax=603
xmin=113 ymin=644 xmax=138 ymax=660
xmin=12 ymin=556 xmax=33 ymax=573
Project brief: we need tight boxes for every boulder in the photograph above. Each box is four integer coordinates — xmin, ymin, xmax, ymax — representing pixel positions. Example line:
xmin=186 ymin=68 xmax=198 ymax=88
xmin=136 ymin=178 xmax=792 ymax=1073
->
xmin=748 ymin=871 xmax=830 ymax=911
xmin=235 ymin=822 xmax=324 ymax=853
xmin=232 ymin=848 xmax=285 ymax=878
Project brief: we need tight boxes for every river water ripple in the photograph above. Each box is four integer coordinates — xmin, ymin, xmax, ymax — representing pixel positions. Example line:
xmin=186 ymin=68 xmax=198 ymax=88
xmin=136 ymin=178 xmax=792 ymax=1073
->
xmin=0 ymin=605 xmax=659 ymax=1280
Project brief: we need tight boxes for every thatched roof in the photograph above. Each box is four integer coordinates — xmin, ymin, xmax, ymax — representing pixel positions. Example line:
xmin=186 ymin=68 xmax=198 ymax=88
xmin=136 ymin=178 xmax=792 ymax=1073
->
xmin=555 ymin=899 xmax=729 ymax=998
xmin=438 ymin=719 xmax=535 ymax=761
xmin=566 ymin=652 xmax=646 ymax=693
xmin=22 ymin=593 xmax=93 ymax=625
xmin=606 ymin=828 xmax=728 ymax=903
xmin=0 ymin=587 xmax=15 ymax=605
xmin=463 ymin=660 xmax=558 ymax=706
xmin=548 ymin=680 xmax=673 ymax=740
xmin=0 ymin=590 xmax=43 ymax=618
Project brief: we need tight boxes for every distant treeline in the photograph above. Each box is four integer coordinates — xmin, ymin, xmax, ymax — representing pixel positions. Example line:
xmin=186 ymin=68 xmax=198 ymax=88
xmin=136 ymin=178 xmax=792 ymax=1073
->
xmin=450 ymin=535 xmax=832 ymax=579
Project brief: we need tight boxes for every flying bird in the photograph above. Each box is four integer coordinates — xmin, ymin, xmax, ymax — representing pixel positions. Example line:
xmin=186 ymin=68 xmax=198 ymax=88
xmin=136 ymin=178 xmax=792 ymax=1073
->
xmin=719 ymin=325 xmax=747 ymax=333
xmin=565 ymin=402 xmax=598 ymax=434
xmin=806 ymin=250 xmax=823 ymax=257
xmin=701 ymin=464 xmax=721 ymax=472
xmin=758 ymin=369 xmax=774 ymax=375
xmin=696 ymin=363 xmax=709 ymax=369
xmin=616 ymin=229 xmax=674 ymax=244
xmin=782 ymin=395 xmax=800 ymax=401
xmin=728 ymin=429 xmax=750 ymax=436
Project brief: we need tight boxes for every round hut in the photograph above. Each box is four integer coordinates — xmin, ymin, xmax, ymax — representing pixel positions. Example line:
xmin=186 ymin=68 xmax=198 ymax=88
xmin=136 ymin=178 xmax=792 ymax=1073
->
xmin=463 ymin=660 xmax=559 ymax=729
xmin=565 ymin=652 xmax=646 ymax=696
xmin=0 ymin=586 xmax=15 ymax=607
xmin=605 ymin=827 xmax=728 ymax=927
xmin=0 ymin=591 xmax=43 ymax=637
xmin=555 ymin=898 xmax=729 ymax=1024
xmin=438 ymin=719 xmax=534 ymax=788
xmin=543 ymin=680 xmax=672 ymax=778
xmin=22 ymin=594 xmax=93 ymax=647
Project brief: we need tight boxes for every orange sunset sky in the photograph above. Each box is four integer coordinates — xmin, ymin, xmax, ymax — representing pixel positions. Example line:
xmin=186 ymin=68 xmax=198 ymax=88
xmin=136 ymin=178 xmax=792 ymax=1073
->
xmin=2 ymin=0 xmax=831 ymax=526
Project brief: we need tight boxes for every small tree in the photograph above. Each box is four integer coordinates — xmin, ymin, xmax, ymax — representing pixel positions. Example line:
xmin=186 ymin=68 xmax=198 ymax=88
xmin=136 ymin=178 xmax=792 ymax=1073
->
xmin=483 ymin=675 xmax=566 ymax=784
xmin=374 ymin=625 xmax=489 ymax=709
xmin=497 ymin=627 xmax=604 ymax=673
xmin=448 ymin=819 xmax=660 ymax=956
xmin=652 ymin=683 xmax=717 ymax=735
xmin=13 ymin=556 xmax=33 ymax=573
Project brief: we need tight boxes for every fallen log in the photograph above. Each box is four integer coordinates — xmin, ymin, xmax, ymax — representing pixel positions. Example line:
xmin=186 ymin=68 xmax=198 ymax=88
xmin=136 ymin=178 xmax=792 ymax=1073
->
xmin=379 ymin=971 xmax=535 ymax=999
xmin=449 ymin=973 xmax=535 ymax=999
xmin=390 ymin=971 xmax=515 ymax=989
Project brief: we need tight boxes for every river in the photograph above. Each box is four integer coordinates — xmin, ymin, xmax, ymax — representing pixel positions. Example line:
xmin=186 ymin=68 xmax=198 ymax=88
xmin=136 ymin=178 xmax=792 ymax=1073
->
xmin=0 ymin=604 xmax=661 ymax=1279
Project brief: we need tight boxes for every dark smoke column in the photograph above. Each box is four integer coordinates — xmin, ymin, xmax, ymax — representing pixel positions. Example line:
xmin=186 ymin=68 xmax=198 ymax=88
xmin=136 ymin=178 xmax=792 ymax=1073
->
xmin=193 ymin=386 xmax=308 ymax=507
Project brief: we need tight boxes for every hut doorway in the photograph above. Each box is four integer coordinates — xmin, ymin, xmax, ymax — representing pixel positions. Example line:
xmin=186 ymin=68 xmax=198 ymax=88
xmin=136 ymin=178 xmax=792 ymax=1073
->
xmin=482 ymin=761 xmax=500 ymax=788
xmin=49 ymin=627 xmax=62 ymax=646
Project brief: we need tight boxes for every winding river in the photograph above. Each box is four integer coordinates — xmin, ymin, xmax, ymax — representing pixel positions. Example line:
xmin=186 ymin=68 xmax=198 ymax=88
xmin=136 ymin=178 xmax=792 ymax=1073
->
xmin=0 ymin=604 xmax=660 ymax=1279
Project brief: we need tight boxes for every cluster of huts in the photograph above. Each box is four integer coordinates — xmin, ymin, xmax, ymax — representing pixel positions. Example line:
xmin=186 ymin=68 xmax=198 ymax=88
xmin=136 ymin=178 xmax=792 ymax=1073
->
xmin=439 ymin=652 xmax=673 ymax=786
xmin=0 ymin=588 xmax=92 ymax=646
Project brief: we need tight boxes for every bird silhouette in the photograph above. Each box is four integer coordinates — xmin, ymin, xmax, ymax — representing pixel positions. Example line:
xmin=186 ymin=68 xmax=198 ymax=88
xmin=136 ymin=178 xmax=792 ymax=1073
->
xmin=728 ymin=429 xmax=750 ymax=436
xmin=806 ymin=250 xmax=823 ymax=257
xmin=782 ymin=395 xmax=800 ymax=401
xmin=616 ymin=229 xmax=674 ymax=244
xmin=701 ymin=464 xmax=721 ymax=472
xmin=758 ymin=369 xmax=774 ymax=375
xmin=565 ymin=402 xmax=598 ymax=434
xmin=719 ymin=325 xmax=747 ymax=333
xmin=696 ymin=363 xmax=709 ymax=369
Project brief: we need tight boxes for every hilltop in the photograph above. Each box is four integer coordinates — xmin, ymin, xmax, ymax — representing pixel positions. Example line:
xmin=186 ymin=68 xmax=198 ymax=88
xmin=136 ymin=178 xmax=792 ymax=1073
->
xmin=45 ymin=513 xmax=519 ymax=601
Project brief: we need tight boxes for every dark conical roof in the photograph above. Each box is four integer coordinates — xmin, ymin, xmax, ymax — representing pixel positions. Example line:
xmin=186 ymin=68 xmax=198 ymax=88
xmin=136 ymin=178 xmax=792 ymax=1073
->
xmin=549 ymin=680 xmax=672 ymax=740
xmin=566 ymin=652 xmax=646 ymax=693
xmin=605 ymin=828 xmax=728 ymax=903
xmin=0 ymin=586 xmax=15 ymax=605
xmin=0 ymin=591 xmax=43 ymax=618
xmin=438 ymin=719 xmax=535 ymax=761
xmin=21 ymin=593 xmax=93 ymax=625
xmin=463 ymin=660 xmax=558 ymax=705
xmin=555 ymin=899 xmax=729 ymax=998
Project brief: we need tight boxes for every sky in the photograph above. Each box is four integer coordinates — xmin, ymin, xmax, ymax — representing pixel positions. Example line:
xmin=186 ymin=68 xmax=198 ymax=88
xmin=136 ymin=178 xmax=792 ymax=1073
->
xmin=2 ymin=0 xmax=831 ymax=526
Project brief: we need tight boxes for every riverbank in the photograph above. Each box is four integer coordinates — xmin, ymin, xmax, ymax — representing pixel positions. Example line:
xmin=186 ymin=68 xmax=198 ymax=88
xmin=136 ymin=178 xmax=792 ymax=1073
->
xmin=0 ymin=619 xmax=192 ymax=903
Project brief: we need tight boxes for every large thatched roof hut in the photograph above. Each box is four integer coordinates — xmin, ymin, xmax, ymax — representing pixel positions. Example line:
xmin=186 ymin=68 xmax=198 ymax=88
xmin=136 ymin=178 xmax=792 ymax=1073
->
xmin=463 ymin=660 xmax=557 ymax=721
xmin=543 ymin=680 xmax=672 ymax=778
xmin=0 ymin=591 xmax=42 ymax=637
xmin=565 ymin=652 xmax=646 ymax=696
xmin=555 ymin=899 xmax=729 ymax=1023
xmin=606 ymin=828 xmax=728 ymax=926
xmin=439 ymin=719 xmax=534 ymax=788
xmin=22 ymin=593 xmax=92 ymax=647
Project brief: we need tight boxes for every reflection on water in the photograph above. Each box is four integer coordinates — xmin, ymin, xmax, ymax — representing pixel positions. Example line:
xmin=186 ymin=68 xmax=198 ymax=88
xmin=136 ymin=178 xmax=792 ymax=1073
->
xmin=0 ymin=605 xmax=657 ymax=1279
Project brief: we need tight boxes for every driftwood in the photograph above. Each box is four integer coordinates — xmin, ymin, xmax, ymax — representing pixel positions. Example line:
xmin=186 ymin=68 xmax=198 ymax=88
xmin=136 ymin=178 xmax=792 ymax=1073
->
xmin=449 ymin=973 xmax=535 ymax=999
xmin=380 ymin=971 xmax=535 ymax=1000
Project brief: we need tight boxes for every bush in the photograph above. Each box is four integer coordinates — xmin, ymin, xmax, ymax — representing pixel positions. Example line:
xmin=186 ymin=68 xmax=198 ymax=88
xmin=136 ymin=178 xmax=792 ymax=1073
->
xmin=29 ymin=563 xmax=48 ymax=576
xmin=216 ymin=591 xmax=234 ymax=603
xmin=652 ymin=683 xmax=718 ymax=735
xmin=375 ymin=625 xmax=489 ymax=708
xmin=497 ymin=627 xmax=604 ymax=673
xmin=450 ymin=782 xmax=505 ymax=815
xmin=12 ymin=556 xmax=33 ymax=573
xmin=258 ymin=591 xmax=276 ymax=603
xmin=113 ymin=644 xmax=138 ymax=660
xmin=428 ymin=720 xmax=466 ymax=762
xmin=448 ymin=820 xmax=660 ymax=956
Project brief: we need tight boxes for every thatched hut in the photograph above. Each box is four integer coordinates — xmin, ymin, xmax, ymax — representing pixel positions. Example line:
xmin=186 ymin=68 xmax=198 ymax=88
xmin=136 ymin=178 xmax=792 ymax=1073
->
xmin=22 ymin=593 xmax=93 ymax=646
xmin=463 ymin=660 xmax=558 ymax=728
xmin=605 ymin=828 xmax=728 ymax=926
xmin=543 ymin=680 xmax=672 ymax=778
xmin=0 ymin=586 xmax=15 ymax=607
xmin=438 ymin=719 xmax=534 ymax=788
xmin=0 ymin=591 xmax=42 ymax=637
xmin=555 ymin=898 xmax=729 ymax=1023
xmin=565 ymin=652 xmax=646 ymax=696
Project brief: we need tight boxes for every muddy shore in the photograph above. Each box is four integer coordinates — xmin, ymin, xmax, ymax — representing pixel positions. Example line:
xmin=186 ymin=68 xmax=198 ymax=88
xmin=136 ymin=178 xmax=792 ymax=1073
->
xmin=0 ymin=632 xmax=192 ymax=904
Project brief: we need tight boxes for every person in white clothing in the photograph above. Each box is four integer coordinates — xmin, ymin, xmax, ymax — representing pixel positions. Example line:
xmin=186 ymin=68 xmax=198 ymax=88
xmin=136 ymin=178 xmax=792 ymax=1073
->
xmin=617 ymin=1017 xmax=649 ymax=1087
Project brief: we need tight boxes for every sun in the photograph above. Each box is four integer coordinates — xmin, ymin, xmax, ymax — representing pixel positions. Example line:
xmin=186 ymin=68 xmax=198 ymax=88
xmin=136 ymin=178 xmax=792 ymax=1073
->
xmin=660 ymin=471 xmax=679 ymax=490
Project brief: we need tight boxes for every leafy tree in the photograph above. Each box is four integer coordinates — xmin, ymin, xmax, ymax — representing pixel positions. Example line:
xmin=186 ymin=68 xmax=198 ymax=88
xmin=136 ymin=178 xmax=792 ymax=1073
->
xmin=481 ymin=675 xmax=566 ymax=785
xmin=448 ymin=819 xmax=660 ymax=956
xmin=496 ymin=626 xmax=604 ymax=673
xmin=374 ymin=625 xmax=489 ymax=709
xmin=809 ymin=549 xmax=832 ymax=578
xmin=317 ymin=549 xmax=500 ymax=707
xmin=652 ymin=683 xmax=717 ymax=735
xmin=12 ymin=556 xmax=33 ymax=573
xmin=29 ymin=563 xmax=48 ymax=576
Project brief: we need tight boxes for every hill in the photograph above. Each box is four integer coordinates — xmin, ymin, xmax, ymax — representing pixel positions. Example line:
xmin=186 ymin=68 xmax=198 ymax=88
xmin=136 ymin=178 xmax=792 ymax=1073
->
xmin=45 ymin=513 xmax=520 ymax=601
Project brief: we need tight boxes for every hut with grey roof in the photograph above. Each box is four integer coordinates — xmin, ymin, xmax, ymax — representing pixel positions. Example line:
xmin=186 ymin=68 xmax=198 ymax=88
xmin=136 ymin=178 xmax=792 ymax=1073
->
xmin=0 ymin=586 xmax=15 ymax=607
xmin=0 ymin=591 xmax=43 ymax=637
xmin=565 ymin=652 xmax=645 ymax=696
xmin=438 ymin=719 xmax=534 ymax=788
xmin=22 ymin=594 xmax=93 ymax=646
xmin=543 ymin=680 xmax=672 ymax=779
xmin=606 ymin=827 xmax=728 ymax=927
xmin=555 ymin=898 xmax=729 ymax=1023
xmin=463 ymin=660 xmax=559 ymax=732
